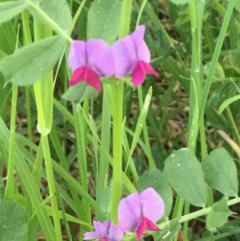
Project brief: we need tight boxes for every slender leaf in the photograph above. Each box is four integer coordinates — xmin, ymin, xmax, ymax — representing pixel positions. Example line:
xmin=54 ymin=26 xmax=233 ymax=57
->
xmin=0 ymin=118 xmax=56 ymax=241
xmin=219 ymin=95 xmax=240 ymax=114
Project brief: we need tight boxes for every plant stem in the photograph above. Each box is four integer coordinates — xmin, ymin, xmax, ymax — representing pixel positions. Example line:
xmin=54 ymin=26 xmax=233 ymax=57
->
xmin=179 ymin=196 xmax=240 ymax=223
xmin=185 ymin=1 xmax=205 ymax=240
xmin=111 ymin=80 xmax=124 ymax=224
xmin=110 ymin=0 xmax=133 ymax=224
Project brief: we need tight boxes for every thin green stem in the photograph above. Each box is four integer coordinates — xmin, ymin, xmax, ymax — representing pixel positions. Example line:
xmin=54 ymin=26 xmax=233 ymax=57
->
xmin=99 ymin=85 xmax=111 ymax=191
xmin=21 ymin=11 xmax=34 ymax=148
xmin=70 ymin=0 xmax=87 ymax=35
xmin=73 ymin=103 xmax=91 ymax=230
xmin=136 ymin=0 xmax=148 ymax=27
xmin=199 ymin=0 xmax=237 ymax=122
xmin=111 ymin=80 xmax=124 ymax=224
xmin=41 ymin=135 xmax=62 ymax=241
xmin=25 ymin=87 xmax=33 ymax=150
xmin=186 ymin=1 xmax=205 ymax=240
xmin=5 ymin=84 xmax=18 ymax=199
xmin=110 ymin=0 xmax=133 ymax=224
xmin=137 ymin=87 xmax=156 ymax=169
xmin=188 ymin=0 xmax=204 ymax=152
xmin=226 ymin=107 xmax=240 ymax=145
xmin=179 ymin=196 xmax=240 ymax=224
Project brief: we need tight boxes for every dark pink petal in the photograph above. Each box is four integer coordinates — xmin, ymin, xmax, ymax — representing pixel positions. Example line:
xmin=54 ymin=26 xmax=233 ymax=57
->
xmin=112 ymin=37 xmax=136 ymax=78
xmin=131 ymin=62 xmax=146 ymax=86
xmin=101 ymin=238 xmax=108 ymax=241
xmin=140 ymin=188 xmax=165 ymax=222
xmin=136 ymin=217 xmax=160 ymax=239
xmin=69 ymin=66 xmax=102 ymax=91
xmin=68 ymin=40 xmax=87 ymax=70
xmin=69 ymin=67 xmax=85 ymax=86
xmin=132 ymin=61 xmax=159 ymax=86
xmin=85 ymin=67 xmax=102 ymax=91
xmin=87 ymin=40 xmax=114 ymax=77
xmin=118 ymin=192 xmax=141 ymax=232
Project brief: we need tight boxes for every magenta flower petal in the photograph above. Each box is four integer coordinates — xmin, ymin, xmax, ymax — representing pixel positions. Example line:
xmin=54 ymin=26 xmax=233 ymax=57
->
xmin=84 ymin=67 xmax=102 ymax=91
xmin=69 ymin=67 xmax=85 ymax=86
xmin=84 ymin=220 xmax=123 ymax=241
xmin=118 ymin=192 xmax=141 ymax=232
xmin=87 ymin=40 xmax=114 ymax=77
xmin=132 ymin=61 xmax=159 ymax=86
xmin=136 ymin=217 xmax=160 ymax=239
xmin=69 ymin=66 xmax=102 ymax=91
xmin=140 ymin=187 xmax=165 ymax=222
xmin=68 ymin=40 xmax=87 ymax=70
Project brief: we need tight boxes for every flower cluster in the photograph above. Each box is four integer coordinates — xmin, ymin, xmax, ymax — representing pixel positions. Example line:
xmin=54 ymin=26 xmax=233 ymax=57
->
xmin=68 ymin=25 xmax=159 ymax=91
xmin=84 ymin=188 xmax=165 ymax=241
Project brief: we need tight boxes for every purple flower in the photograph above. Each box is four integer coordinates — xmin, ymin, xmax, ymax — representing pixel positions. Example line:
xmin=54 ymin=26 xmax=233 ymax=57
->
xmin=118 ymin=188 xmax=164 ymax=239
xmin=84 ymin=220 xmax=123 ymax=241
xmin=68 ymin=25 xmax=159 ymax=91
xmin=112 ymin=25 xmax=159 ymax=86
xmin=68 ymin=40 xmax=113 ymax=91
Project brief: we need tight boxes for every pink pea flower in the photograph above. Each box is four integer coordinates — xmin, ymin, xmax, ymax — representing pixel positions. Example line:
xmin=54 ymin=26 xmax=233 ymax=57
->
xmin=118 ymin=187 xmax=164 ymax=239
xmin=83 ymin=220 xmax=123 ymax=241
xmin=68 ymin=40 xmax=114 ymax=91
xmin=112 ymin=25 xmax=159 ymax=86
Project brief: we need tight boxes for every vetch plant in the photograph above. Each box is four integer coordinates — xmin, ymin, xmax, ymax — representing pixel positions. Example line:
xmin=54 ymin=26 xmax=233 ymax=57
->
xmin=84 ymin=220 xmax=123 ymax=241
xmin=84 ymin=188 xmax=165 ymax=241
xmin=68 ymin=40 xmax=113 ymax=91
xmin=118 ymin=188 xmax=164 ymax=239
xmin=68 ymin=25 xmax=159 ymax=91
xmin=112 ymin=25 xmax=159 ymax=86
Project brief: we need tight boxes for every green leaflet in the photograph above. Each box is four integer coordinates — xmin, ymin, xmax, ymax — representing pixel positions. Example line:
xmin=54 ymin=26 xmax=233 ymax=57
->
xmin=87 ymin=0 xmax=121 ymax=44
xmin=0 ymin=35 xmax=65 ymax=86
xmin=0 ymin=200 xmax=28 ymax=241
xmin=206 ymin=197 xmax=232 ymax=232
xmin=0 ymin=1 xmax=27 ymax=24
xmin=164 ymin=148 xmax=207 ymax=207
xmin=202 ymin=148 xmax=238 ymax=197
